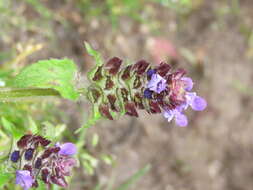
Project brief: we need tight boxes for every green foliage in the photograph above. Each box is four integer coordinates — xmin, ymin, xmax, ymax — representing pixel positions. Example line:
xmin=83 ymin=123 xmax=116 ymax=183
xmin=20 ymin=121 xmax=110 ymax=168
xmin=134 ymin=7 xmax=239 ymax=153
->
xmin=77 ymin=0 xmax=198 ymax=26
xmin=75 ymin=43 xmax=104 ymax=131
xmin=41 ymin=121 xmax=66 ymax=141
xmin=77 ymin=0 xmax=143 ymax=26
xmin=105 ymin=0 xmax=143 ymax=25
xmin=10 ymin=59 xmax=79 ymax=100
xmin=91 ymin=133 xmax=99 ymax=147
xmin=80 ymin=151 xmax=98 ymax=175
xmin=1 ymin=117 xmax=24 ymax=140
xmin=101 ymin=154 xmax=115 ymax=165
xmin=85 ymin=42 xmax=104 ymax=81
xmin=0 ymin=165 xmax=13 ymax=189
xmin=27 ymin=116 xmax=38 ymax=134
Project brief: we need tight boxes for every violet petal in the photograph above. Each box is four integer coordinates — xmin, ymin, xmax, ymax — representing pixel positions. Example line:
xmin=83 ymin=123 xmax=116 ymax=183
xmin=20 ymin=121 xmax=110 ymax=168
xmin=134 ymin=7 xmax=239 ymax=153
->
xmin=190 ymin=96 xmax=207 ymax=111
xmin=16 ymin=170 xmax=33 ymax=190
xmin=181 ymin=77 xmax=194 ymax=91
xmin=185 ymin=92 xmax=197 ymax=109
xmin=147 ymin=74 xmax=167 ymax=93
xmin=163 ymin=109 xmax=175 ymax=122
xmin=175 ymin=111 xmax=188 ymax=127
xmin=59 ymin=143 xmax=77 ymax=156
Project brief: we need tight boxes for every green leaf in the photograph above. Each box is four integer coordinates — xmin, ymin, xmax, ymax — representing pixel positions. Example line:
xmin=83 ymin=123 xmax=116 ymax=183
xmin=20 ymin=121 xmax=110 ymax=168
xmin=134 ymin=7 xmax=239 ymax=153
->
xmin=92 ymin=133 xmax=99 ymax=147
xmin=84 ymin=42 xmax=103 ymax=66
xmin=0 ymin=173 xmax=11 ymax=188
xmin=1 ymin=117 xmax=23 ymax=139
xmin=101 ymin=154 xmax=114 ymax=165
xmin=0 ymin=165 xmax=13 ymax=188
xmin=10 ymin=59 xmax=79 ymax=100
xmin=84 ymin=42 xmax=104 ymax=82
xmin=28 ymin=116 xmax=38 ymax=134
xmin=115 ymin=165 xmax=151 ymax=190
xmin=80 ymin=151 xmax=98 ymax=175
xmin=41 ymin=121 xmax=66 ymax=141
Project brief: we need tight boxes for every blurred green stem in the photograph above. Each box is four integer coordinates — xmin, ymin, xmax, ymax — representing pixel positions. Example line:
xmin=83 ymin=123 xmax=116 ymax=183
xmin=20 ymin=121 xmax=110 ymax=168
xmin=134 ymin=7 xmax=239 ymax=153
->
xmin=0 ymin=87 xmax=61 ymax=102
xmin=0 ymin=87 xmax=88 ymax=102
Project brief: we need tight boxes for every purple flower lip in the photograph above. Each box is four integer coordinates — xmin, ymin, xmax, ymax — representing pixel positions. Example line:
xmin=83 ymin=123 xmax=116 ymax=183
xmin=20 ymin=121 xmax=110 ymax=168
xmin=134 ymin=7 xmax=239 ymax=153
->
xmin=16 ymin=170 xmax=33 ymax=190
xmin=163 ymin=108 xmax=188 ymax=127
xmin=181 ymin=77 xmax=193 ymax=91
xmin=58 ymin=143 xmax=77 ymax=156
xmin=147 ymin=73 xmax=167 ymax=94
xmin=184 ymin=92 xmax=207 ymax=111
xmin=163 ymin=92 xmax=207 ymax=127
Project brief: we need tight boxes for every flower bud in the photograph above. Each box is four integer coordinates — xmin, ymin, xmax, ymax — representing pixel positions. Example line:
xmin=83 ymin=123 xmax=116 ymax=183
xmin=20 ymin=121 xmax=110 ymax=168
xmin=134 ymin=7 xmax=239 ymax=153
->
xmin=11 ymin=150 xmax=20 ymax=163
xmin=24 ymin=148 xmax=34 ymax=161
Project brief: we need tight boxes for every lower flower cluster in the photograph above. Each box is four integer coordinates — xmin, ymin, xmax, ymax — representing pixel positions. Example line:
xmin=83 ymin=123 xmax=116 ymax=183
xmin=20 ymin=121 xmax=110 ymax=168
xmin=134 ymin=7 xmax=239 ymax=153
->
xmin=10 ymin=134 xmax=77 ymax=190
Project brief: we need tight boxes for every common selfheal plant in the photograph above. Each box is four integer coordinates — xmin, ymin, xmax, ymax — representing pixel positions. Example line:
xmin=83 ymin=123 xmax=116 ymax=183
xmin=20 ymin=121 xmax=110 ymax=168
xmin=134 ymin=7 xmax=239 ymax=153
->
xmin=0 ymin=44 xmax=207 ymax=189
xmin=10 ymin=134 xmax=77 ymax=190
xmin=86 ymin=48 xmax=207 ymax=127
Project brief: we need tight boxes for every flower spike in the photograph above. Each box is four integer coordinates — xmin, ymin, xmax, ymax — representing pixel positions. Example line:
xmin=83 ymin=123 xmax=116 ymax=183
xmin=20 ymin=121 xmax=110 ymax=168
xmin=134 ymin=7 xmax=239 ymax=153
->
xmin=10 ymin=134 xmax=77 ymax=189
xmin=86 ymin=53 xmax=207 ymax=127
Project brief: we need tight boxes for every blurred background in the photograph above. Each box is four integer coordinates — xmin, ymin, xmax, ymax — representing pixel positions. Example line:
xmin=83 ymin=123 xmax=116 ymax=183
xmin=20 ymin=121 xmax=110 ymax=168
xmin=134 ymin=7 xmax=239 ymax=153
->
xmin=1 ymin=0 xmax=253 ymax=189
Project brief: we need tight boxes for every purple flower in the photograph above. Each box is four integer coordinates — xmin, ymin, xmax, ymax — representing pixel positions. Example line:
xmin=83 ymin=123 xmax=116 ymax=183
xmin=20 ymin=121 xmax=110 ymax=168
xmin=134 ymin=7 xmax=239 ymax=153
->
xmin=147 ymin=69 xmax=156 ymax=78
xmin=16 ymin=170 xmax=33 ymax=190
xmin=163 ymin=92 xmax=207 ymax=127
xmin=143 ymin=89 xmax=153 ymax=99
xmin=181 ymin=77 xmax=193 ymax=91
xmin=10 ymin=135 xmax=78 ymax=189
xmin=163 ymin=108 xmax=188 ymax=127
xmin=58 ymin=143 xmax=77 ymax=156
xmin=147 ymin=73 xmax=167 ymax=93
xmin=184 ymin=92 xmax=207 ymax=111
